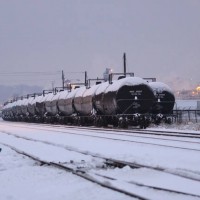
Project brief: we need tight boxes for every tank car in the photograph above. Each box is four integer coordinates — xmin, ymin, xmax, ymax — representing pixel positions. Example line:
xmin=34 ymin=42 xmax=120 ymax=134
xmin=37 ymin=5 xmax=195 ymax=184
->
xmin=2 ymin=103 xmax=11 ymax=120
xmin=9 ymin=101 xmax=18 ymax=121
xmin=14 ymin=99 xmax=22 ymax=120
xmin=21 ymin=98 xmax=29 ymax=120
xmin=149 ymin=82 xmax=175 ymax=124
xmin=15 ymin=98 xmax=29 ymax=121
xmin=93 ymin=81 xmax=109 ymax=115
xmin=43 ymin=93 xmax=59 ymax=122
xmin=73 ymin=84 xmax=103 ymax=125
xmin=4 ymin=101 xmax=18 ymax=121
xmin=58 ymin=89 xmax=76 ymax=116
xmin=56 ymin=88 xmax=82 ymax=124
xmin=50 ymin=92 xmax=61 ymax=115
xmin=26 ymin=96 xmax=37 ymax=121
xmin=44 ymin=93 xmax=54 ymax=114
xmin=34 ymin=95 xmax=47 ymax=121
xmin=7 ymin=102 xmax=15 ymax=121
xmin=56 ymin=90 xmax=69 ymax=115
xmin=93 ymin=77 xmax=155 ymax=128
xmin=29 ymin=94 xmax=49 ymax=122
xmin=81 ymin=84 xmax=101 ymax=116
xmin=73 ymin=86 xmax=87 ymax=115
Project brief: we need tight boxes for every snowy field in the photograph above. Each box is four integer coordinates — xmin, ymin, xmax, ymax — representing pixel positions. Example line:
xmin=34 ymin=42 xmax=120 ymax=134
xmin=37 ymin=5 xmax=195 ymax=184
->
xmin=0 ymin=119 xmax=200 ymax=200
xmin=173 ymin=100 xmax=200 ymax=123
xmin=174 ymin=100 xmax=199 ymax=110
xmin=1 ymin=146 xmax=135 ymax=200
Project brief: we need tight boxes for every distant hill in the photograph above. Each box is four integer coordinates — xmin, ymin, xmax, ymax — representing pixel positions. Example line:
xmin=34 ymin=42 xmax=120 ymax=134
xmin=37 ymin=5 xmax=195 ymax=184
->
xmin=0 ymin=85 xmax=43 ymax=105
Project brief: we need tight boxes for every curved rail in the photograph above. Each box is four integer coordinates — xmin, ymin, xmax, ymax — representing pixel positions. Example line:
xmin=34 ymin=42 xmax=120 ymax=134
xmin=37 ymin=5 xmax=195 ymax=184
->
xmin=2 ymin=143 xmax=200 ymax=200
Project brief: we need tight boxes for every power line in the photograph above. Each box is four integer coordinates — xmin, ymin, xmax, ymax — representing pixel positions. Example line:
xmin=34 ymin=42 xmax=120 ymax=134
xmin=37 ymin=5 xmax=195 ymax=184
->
xmin=0 ymin=72 xmax=61 ymax=76
xmin=0 ymin=78 xmax=61 ymax=82
xmin=0 ymin=70 xmax=86 ymax=86
xmin=0 ymin=70 xmax=85 ymax=76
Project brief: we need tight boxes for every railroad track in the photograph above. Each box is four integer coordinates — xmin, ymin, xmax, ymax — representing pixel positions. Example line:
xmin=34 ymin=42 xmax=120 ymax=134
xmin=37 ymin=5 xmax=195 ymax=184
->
xmin=27 ymin=122 xmax=200 ymax=141
xmin=29 ymin=121 xmax=200 ymax=138
xmin=70 ymin=125 xmax=200 ymax=139
xmin=4 ymin=120 xmax=200 ymax=139
xmin=1 ymin=142 xmax=200 ymax=200
xmin=1 ymin=129 xmax=200 ymax=183
xmin=2 ymin=120 xmax=200 ymax=139
xmin=1 ymin=122 xmax=200 ymax=152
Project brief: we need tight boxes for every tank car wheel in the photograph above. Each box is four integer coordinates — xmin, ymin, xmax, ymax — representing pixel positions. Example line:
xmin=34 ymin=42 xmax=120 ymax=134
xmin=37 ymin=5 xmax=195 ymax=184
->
xmin=58 ymin=117 xmax=63 ymax=124
xmin=77 ymin=117 xmax=83 ymax=126
xmin=112 ymin=118 xmax=118 ymax=127
xmin=97 ymin=117 xmax=103 ymax=127
xmin=118 ymin=118 xmax=128 ymax=129
xmin=139 ymin=120 xmax=145 ymax=129
xmin=139 ymin=116 xmax=148 ymax=129
xmin=102 ymin=117 xmax=108 ymax=127
xmin=165 ymin=117 xmax=172 ymax=124
xmin=93 ymin=117 xmax=98 ymax=127
xmin=39 ymin=117 xmax=44 ymax=123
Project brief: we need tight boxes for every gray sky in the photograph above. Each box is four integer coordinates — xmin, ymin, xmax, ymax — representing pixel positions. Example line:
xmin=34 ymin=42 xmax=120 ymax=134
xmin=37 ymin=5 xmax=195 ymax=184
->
xmin=0 ymin=0 xmax=200 ymax=90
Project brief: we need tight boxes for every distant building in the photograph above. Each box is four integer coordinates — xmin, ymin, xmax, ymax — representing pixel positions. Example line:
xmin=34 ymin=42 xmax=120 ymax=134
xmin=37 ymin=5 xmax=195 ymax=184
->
xmin=175 ymin=85 xmax=200 ymax=100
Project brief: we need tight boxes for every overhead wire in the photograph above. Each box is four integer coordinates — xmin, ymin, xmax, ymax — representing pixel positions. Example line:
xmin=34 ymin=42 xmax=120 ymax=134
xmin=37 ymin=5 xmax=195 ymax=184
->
xmin=0 ymin=71 xmax=61 ymax=76
xmin=0 ymin=70 xmax=85 ymax=85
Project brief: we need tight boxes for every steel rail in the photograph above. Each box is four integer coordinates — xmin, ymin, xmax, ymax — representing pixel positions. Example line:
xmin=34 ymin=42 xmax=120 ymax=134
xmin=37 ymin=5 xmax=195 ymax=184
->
xmin=2 ymin=130 xmax=200 ymax=182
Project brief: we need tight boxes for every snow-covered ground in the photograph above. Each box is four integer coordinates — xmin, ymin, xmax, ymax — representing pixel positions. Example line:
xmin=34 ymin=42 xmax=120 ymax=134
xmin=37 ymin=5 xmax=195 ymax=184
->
xmin=149 ymin=121 xmax=200 ymax=131
xmin=0 ymin=146 xmax=135 ymax=200
xmin=174 ymin=100 xmax=199 ymax=110
xmin=0 ymin=119 xmax=200 ymax=200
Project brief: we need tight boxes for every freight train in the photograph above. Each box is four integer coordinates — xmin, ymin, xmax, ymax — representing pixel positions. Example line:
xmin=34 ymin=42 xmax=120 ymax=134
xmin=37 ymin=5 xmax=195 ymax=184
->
xmin=1 ymin=74 xmax=175 ymax=128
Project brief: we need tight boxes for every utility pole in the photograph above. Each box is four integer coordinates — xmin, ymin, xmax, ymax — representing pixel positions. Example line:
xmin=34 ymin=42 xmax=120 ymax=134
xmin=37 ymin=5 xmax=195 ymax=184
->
xmin=84 ymin=71 xmax=87 ymax=86
xmin=62 ymin=70 xmax=65 ymax=89
xmin=51 ymin=81 xmax=55 ymax=90
xmin=123 ymin=53 xmax=126 ymax=76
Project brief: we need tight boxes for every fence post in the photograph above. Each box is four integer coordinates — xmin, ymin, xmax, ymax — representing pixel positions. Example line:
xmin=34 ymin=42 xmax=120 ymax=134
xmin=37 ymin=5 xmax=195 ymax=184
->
xmin=195 ymin=110 xmax=197 ymax=123
xmin=188 ymin=110 xmax=190 ymax=121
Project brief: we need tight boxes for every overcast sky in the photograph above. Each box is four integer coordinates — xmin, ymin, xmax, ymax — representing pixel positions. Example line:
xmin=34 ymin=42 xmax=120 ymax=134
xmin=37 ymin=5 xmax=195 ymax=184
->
xmin=0 ymin=0 xmax=199 ymax=90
